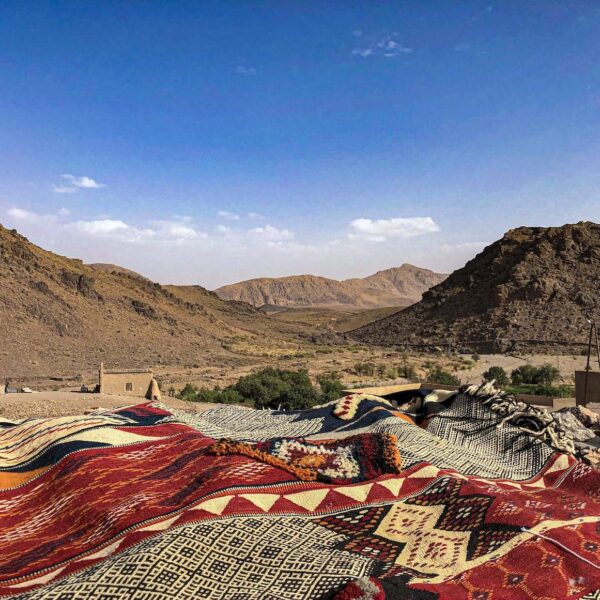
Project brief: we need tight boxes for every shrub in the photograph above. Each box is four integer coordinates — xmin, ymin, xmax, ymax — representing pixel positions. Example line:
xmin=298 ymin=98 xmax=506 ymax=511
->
xmin=532 ymin=384 xmax=573 ymax=398
xmin=397 ymin=363 xmax=417 ymax=380
xmin=482 ymin=366 xmax=509 ymax=386
xmin=511 ymin=364 xmax=560 ymax=385
xmin=178 ymin=383 xmax=199 ymax=401
xmin=425 ymin=366 xmax=460 ymax=386
xmin=177 ymin=368 xmax=347 ymax=410
xmin=234 ymin=367 xmax=320 ymax=410
xmin=511 ymin=364 xmax=539 ymax=385
xmin=535 ymin=364 xmax=560 ymax=385
xmin=194 ymin=387 xmax=243 ymax=404
xmin=353 ymin=362 xmax=377 ymax=377
xmin=317 ymin=374 xmax=344 ymax=403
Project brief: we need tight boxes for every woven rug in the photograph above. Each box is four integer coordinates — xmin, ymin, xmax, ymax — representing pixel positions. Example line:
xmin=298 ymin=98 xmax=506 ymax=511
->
xmin=2 ymin=390 xmax=600 ymax=599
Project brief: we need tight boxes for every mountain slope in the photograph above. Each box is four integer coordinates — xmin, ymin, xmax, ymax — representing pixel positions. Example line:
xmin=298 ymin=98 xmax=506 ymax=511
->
xmin=0 ymin=225 xmax=306 ymax=379
xmin=215 ymin=265 xmax=446 ymax=309
xmin=351 ymin=222 xmax=600 ymax=352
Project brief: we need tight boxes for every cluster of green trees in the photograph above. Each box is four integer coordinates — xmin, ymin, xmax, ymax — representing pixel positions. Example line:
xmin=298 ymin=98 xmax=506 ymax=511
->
xmin=482 ymin=363 xmax=560 ymax=386
xmin=425 ymin=366 xmax=461 ymax=386
xmin=178 ymin=368 xmax=344 ymax=410
xmin=481 ymin=363 xmax=572 ymax=397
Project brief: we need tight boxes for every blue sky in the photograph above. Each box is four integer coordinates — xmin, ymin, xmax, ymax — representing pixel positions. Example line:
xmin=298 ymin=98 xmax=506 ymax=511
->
xmin=1 ymin=1 xmax=600 ymax=287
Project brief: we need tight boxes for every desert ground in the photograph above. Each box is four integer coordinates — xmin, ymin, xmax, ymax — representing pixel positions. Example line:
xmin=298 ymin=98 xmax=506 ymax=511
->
xmin=2 ymin=349 xmax=591 ymax=420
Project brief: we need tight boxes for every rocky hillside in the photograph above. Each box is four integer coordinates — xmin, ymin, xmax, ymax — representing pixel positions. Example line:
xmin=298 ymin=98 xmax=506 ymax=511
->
xmin=0 ymin=225 xmax=307 ymax=381
xmin=215 ymin=265 xmax=446 ymax=309
xmin=351 ymin=222 xmax=600 ymax=353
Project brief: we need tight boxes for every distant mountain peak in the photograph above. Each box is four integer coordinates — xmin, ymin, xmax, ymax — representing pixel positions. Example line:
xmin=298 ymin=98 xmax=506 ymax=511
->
xmin=214 ymin=266 xmax=447 ymax=310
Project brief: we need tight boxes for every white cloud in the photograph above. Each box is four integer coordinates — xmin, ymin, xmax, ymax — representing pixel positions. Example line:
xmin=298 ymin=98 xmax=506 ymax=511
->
xmin=53 ymin=174 xmax=106 ymax=194
xmin=352 ymin=32 xmax=413 ymax=59
xmin=53 ymin=185 xmax=79 ymax=194
xmin=234 ymin=65 xmax=256 ymax=75
xmin=58 ymin=207 xmax=71 ymax=216
xmin=218 ymin=210 xmax=240 ymax=221
xmin=352 ymin=48 xmax=374 ymax=58
xmin=150 ymin=220 xmax=200 ymax=240
xmin=251 ymin=224 xmax=294 ymax=242
xmin=6 ymin=207 xmax=62 ymax=224
xmin=165 ymin=224 xmax=198 ymax=240
xmin=247 ymin=212 xmax=264 ymax=220
xmin=66 ymin=219 xmax=155 ymax=243
xmin=7 ymin=207 xmax=36 ymax=220
xmin=348 ymin=217 xmax=440 ymax=242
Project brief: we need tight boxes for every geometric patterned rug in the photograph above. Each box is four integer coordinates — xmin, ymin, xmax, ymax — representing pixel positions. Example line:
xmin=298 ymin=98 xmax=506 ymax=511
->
xmin=2 ymin=393 xmax=599 ymax=599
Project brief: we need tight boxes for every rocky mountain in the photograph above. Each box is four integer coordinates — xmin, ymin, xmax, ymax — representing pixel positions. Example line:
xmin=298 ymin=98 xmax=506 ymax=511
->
xmin=0 ymin=225 xmax=307 ymax=381
xmin=88 ymin=263 xmax=149 ymax=280
xmin=351 ymin=222 xmax=600 ymax=353
xmin=214 ymin=265 xmax=447 ymax=309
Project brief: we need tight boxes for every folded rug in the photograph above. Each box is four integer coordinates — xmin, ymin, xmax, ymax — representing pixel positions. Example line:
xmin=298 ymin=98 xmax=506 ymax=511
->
xmin=208 ymin=433 xmax=402 ymax=484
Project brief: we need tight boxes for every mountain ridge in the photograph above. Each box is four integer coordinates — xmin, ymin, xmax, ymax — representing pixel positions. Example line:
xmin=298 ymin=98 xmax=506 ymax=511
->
xmin=0 ymin=224 xmax=308 ymax=380
xmin=214 ymin=264 xmax=447 ymax=309
xmin=351 ymin=222 xmax=600 ymax=352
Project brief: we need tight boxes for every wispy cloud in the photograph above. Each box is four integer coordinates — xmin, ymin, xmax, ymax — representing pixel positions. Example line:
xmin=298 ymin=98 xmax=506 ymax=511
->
xmin=218 ymin=210 xmax=240 ymax=221
xmin=234 ymin=65 xmax=256 ymax=75
xmin=7 ymin=207 xmax=39 ymax=221
xmin=351 ymin=32 xmax=414 ymax=59
xmin=150 ymin=219 xmax=202 ymax=240
xmin=6 ymin=206 xmax=66 ymax=223
xmin=348 ymin=217 xmax=440 ymax=242
xmin=251 ymin=224 xmax=294 ymax=243
xmin=53 ymin=174 xmax=106 ymax=194
xmin=66 ymin=219 xmax=155 ymax=243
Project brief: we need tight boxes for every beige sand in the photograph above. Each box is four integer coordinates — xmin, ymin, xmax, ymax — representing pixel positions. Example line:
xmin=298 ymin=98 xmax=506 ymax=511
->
xmin=0 ymin=391 xmax=214 ymax=420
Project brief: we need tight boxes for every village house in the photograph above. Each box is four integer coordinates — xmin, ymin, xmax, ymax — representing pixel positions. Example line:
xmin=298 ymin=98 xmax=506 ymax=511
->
xmin=98 ymin=363 xmax=161 ymax=400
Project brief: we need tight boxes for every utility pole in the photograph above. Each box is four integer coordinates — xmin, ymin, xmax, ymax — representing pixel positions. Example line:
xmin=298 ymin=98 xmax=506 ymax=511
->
xmin=583 ymin=320 xmax=599 ymax=406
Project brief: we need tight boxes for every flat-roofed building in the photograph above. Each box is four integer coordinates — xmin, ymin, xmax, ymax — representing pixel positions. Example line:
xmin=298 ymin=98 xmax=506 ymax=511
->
xmin=98 ymin=363 xmax=160 ymax=399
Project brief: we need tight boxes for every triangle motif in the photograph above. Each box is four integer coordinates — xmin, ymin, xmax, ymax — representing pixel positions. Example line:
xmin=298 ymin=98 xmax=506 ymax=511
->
xmin=284 ymin=489 xmax=329 ymax=511
xmin=378 ymin=478 xmax=405 ymax=497
xmin=239 ymin=493 xmax=280 ymax=512
xmin=335 ymin=483 xmax=373 ymax=502
xmin=408 ymin=465 xmax=440 ymax=479
xmin=195 ymin=495 xmax=234 ymax=515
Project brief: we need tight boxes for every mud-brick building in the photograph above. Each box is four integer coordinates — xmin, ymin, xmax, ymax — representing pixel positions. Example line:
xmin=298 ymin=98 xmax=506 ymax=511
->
xmin=98 ymin=363 xmax=160 ymax=399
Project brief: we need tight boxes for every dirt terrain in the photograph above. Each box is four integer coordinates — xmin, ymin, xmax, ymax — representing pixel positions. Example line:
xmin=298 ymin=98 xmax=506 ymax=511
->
xmin=0 ymin=391 xmax=202 ymax=420
xmin=268 ymin=306 xmax=405 ymax=333
xmin=215 ymin=264 xmax=446 ymax=309
xmin=352 ymin=222 xmax=600 ymax=353
xmin=1 ymin=351 xmax=591 ymax=420
xmin=0 ymin=224 xmax=314 ymax=383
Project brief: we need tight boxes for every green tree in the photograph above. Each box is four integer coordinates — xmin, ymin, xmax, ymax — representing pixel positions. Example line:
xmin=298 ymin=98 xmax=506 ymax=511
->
xmin=234 ymin=367 xmax=320 ymax=410
xmin=482 ymin=366 xmax=509 ymax=386
xmin=535 ymin=364 xmax=560 ymax=385
xmin=317 ymin=374 xmax=344 ymax=403
xmin=178 ymin=383 xmax=199 ymax=401
xmin=426 ymin=366 xmax=460 ymax=386
xmin=511 ymin=364 xmax=539 ymax=385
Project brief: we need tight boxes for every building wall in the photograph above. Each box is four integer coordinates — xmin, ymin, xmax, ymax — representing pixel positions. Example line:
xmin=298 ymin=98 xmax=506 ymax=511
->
xmin=100 ymin=371 xmax=153 ymax=398
xmin=575 ymin=370 xmax=600 ymax=405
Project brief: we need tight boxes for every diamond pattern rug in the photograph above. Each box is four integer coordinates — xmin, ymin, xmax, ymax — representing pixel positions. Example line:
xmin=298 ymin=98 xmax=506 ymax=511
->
xmin=1 ymin=391 xmax=599 ymax=600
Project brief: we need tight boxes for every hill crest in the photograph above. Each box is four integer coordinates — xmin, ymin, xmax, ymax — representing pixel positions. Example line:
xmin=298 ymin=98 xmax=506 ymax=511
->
xmin=351 ymin=222 xmax=600 ymax=352
xmin=215 ymin=264 xmax=447 ymax=309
